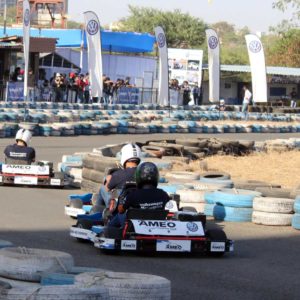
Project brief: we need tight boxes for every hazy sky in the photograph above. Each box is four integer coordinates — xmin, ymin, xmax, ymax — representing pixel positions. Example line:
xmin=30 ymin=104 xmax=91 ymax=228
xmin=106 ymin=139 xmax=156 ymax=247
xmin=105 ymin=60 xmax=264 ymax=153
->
xmin=67 ymin=0 xmax=293 ymax=33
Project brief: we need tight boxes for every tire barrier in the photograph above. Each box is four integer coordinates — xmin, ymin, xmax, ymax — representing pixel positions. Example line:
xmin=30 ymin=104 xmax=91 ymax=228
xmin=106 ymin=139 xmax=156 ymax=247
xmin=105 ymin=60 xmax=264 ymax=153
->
xmin=213 ymin=205 xmax=253 ymax=222
xmin=255 ymin=187 xmax=293 ymax=199
xmin=0 ymin=248 xmax=74 ymax=282
xmin=253 ymin=197 xmax=295 ymax=214
xmin=292 ymin=214 xmax=300 ymax=230
xmin=252 ymin=211 xmax=293 ymax=226
xmin=74 ymin=271 xmax=171 ymax=300
xmin=294 ymin=196 xmax=300 ymax=214
xmin=3 ymin=285 xmax=109 ymax=300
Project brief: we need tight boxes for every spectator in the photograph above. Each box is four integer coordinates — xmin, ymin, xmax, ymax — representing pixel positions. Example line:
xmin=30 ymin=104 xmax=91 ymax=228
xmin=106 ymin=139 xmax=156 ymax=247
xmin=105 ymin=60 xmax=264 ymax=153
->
xmin=242 ymin=85 xmax=252 ymax=120
xmin=290 ymin=88 xmax=297 ymax=108
xmin=182 ymin=81 xmax=191 ymax=106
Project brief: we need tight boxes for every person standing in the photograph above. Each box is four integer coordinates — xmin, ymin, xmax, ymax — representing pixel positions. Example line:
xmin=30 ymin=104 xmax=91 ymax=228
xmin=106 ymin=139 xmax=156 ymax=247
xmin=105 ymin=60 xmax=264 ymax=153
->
xmin=242 ymin=85 xmax=252 ymax=120
xmin=182 ymin=81 xmax=191 ymax=106
xmin=290 ymin=88 xmax=297 ymax=108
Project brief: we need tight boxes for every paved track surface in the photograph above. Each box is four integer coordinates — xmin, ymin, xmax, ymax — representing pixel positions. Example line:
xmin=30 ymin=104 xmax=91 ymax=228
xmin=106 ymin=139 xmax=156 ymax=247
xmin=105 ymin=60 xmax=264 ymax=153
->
xmin=0 ymin=133 xmax=299 ymax=300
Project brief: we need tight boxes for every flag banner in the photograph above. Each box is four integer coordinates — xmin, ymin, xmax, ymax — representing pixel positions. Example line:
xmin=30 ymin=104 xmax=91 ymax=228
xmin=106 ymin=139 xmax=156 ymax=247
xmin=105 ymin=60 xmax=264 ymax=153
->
xmin=154 ymin=26 xmax=169 ymax=106
xmin=84 ymin=11 xmax=103 ymax=98
xmin=206 ymin=29 xmax=220 ymax=102
xmin=245 ymin=34 xmax=267 ymax=103
xmin=23 ymin=0 xmax=30 ymax=99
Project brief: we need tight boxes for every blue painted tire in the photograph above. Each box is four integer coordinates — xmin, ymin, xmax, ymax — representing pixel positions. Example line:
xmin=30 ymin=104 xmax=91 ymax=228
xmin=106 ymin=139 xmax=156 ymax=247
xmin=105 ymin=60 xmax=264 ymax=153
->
xmin=0 ymin=240 xmax=13 ymax=249
xmin=204 ymin=203 xmax=215 ymax=216
xmin=213 ymin=205 xmax=253 ymax=222
xmin=294 ymin=197 xmax=300 ymax=213
xmin=41 ymin=273 xmax=75 ymax=286
xmin=204 ymin=189 xmax=259 ymax=207
xmin=292 ymin=214 xmax=300 ymax=230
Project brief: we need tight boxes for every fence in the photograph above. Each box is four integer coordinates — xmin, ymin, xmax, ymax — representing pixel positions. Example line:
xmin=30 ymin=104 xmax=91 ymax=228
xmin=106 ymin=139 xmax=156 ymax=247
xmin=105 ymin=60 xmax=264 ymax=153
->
xmin=0 ymin=83 xmax=163 ymax=105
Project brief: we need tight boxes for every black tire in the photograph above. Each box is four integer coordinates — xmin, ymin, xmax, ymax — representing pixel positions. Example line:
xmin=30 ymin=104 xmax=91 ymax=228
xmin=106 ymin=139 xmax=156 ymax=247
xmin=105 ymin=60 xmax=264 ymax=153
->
xmin=181 ymin=206 xmax=197 ymax=213
xmin=201 ymin=172 xmax=231 ymax=180
xmin=69 ymin=199 xmax=83 ymax=209
xmin=104 ymin=227 xmax=123 ymax=239
xmin=206 ymin=229 xmax=227 ymax=257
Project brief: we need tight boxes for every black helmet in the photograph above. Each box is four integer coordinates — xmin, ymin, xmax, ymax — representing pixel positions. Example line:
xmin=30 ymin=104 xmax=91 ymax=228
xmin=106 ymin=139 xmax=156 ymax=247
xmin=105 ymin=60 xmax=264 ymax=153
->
xmin=135 ymin=162 xmax=159 ymax=188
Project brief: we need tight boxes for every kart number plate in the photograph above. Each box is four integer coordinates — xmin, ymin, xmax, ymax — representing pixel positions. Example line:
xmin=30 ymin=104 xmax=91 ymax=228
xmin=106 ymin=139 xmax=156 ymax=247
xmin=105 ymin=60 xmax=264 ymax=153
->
xmin=121 ymin=240 xmax=137 ymax=251
xmin=50 ymin=179 xmax=61 ymax=186
xmin=211 ymin=242 xmax=225 ymax=252
xmin=156 ymin=240 xmax=191 ymax=252
xmin=14 ymin=176 xmax=38 ymax=185
xmin=0 ymin=176 xmax=2 ymax=183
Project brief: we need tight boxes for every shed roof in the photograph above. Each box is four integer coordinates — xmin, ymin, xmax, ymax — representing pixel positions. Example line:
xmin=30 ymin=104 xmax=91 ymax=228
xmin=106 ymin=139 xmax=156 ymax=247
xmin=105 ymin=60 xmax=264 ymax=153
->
xmin=0 ymin=27 xmax=155 ymax=53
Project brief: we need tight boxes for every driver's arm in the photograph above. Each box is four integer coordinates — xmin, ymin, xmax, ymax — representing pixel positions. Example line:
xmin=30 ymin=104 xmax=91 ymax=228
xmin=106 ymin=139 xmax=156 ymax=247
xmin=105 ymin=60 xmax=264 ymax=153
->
xmin=118 ymin=194 xmax=131 ymax=214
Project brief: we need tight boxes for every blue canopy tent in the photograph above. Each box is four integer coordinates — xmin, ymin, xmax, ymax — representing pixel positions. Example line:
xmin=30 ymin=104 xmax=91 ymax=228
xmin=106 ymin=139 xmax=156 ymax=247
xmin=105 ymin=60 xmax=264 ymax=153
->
xmin=0 ymin=27 xmax=155 ymax=53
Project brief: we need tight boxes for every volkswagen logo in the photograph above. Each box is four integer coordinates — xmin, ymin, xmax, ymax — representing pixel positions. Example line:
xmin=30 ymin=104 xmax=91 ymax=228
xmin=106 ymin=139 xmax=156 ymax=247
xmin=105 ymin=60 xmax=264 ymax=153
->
xmin=24 ymin=9 xmax=30 ymax=26
xmin=87 ymin=20 xmax=99 ymax=36
xmin=208 ymin=36 xmax=218 ymax=49
xmin=157 ymin=33 xmax=166 ymax=48
xmin=187 ymin=222 xmax=198 ymax=232
xmin=249 ymin=40 xmax=262 ymax=53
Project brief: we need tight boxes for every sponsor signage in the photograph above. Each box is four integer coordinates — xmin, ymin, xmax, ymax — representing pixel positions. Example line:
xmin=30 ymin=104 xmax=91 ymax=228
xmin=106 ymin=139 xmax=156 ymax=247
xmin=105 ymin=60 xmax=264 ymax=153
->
xmin=121 ymin=240 xmax=137 ymax=251
xmin=131 ymin=220 xmax=204 ymax=236
xmin=210 ymin=242 xmax=225 ymax=252
xmin=50 ymin=179 xmax=61 ymax=186
xmin=6 ymin=82 xmax=25 ymax=101
xmin=2 ymin=164 xmax=50 ymax=175
xmin=14 ymin=176 xmax=38 ymax=185
xmin=156 ymin=240 xmax=191 ymax=252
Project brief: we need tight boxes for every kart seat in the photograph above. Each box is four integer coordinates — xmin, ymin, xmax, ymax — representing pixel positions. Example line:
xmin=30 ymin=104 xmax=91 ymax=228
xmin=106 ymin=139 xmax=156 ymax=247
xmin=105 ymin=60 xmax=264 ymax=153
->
xmin=126 ymin=209 xmax=169 ymax=220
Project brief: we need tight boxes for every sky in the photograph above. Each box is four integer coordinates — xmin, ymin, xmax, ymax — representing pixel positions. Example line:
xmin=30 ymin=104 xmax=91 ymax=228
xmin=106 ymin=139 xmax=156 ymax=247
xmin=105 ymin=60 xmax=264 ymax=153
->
xmin=67 ymin=0 xmax=294 ymax=33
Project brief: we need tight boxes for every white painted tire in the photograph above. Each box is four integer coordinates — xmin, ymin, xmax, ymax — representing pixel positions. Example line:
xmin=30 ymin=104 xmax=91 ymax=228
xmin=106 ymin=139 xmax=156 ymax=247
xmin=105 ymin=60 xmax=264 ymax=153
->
xmin=252 ymin=211 xmax=293 ymax=226
xmin=5 ymin=285 xmax=109 ymax=300
xmin=75 ymin=271 xmax=171 ymax=300
xmin=177 ymin=189 xmax=207 ymax=203
xmin=165 ymin=171 xmax=200 ymax=181
xmin=0 ymin=248 xmax=74 ymax=282
xmin=253 ymin=197 xmax=294 ymax=214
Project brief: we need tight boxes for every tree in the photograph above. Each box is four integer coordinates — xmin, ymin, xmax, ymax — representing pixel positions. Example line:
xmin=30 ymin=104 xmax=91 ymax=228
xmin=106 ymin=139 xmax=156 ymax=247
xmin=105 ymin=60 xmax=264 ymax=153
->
xmin=0 ymin=6 xmax=16 ymax=25
xmin=119 ymin=5 xmax=207 ymax=48
xmin=266 ymin=28 xmax=300 ymax=67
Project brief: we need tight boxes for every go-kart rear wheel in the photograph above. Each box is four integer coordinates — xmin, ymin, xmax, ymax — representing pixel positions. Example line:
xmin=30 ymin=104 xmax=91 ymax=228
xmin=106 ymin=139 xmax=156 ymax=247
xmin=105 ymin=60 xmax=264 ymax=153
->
xmin=181 ymin=206 xmax=198 ymax=213
xmin=206 ymin=229 xmax=227 ymax=257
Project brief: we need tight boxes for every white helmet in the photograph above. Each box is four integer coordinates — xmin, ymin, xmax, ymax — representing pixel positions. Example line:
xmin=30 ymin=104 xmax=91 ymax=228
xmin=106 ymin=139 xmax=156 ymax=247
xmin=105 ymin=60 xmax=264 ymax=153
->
xmin=15 ymin=129 xmax=32 ymax=146
xmin=120 ymin=143 xmax=141 ymax=167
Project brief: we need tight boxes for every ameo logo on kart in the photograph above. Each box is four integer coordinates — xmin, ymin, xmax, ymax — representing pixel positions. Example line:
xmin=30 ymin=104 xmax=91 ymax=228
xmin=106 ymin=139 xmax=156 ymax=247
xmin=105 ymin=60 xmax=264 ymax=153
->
xmin=166 ymin=243 xmax=182 ymax=250
xmin=138 ymin=221 xmax=176 ymax=228
xmin=6 ymin=165 xmax=31 ymax=169
xmin=186 ymin=222 xmax=198 ymax=232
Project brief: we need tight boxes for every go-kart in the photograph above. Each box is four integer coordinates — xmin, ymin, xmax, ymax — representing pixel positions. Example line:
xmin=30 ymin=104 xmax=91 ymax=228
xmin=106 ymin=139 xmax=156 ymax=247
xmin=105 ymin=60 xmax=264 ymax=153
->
xmin=65 ymin=167 xmax=120 ymax=219
xmin=93 ymin=209 xmax=233 ymax=256
xmin=0 ymin=160 xmax=67 ymax=188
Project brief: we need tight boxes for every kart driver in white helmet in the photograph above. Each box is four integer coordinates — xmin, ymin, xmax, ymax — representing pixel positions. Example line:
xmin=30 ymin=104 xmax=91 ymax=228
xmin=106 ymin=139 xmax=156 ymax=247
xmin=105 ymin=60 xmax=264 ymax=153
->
xmin=4 ymin=129 xmax=35 ymax=165
xmin=95 ymin=143 xmax=141 ymax=207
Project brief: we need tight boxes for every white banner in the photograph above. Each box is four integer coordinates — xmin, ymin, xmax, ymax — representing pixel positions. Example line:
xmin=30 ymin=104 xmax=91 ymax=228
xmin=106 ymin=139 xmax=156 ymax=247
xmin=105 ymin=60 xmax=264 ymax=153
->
xmin=154 ymin=26 xmax=169 ymax=106
xmin=23 ymin=0 xmax=30 ymax=99
xmin=84 ymin=11 xmax=103 ymax=98
xmin=245 ymin=34 xmax=268 ymax=103
xmin=2 ymin=164 xmax=50 ymax=175
xmin=131 ymin=220 xmax=205 ymax=236
xmin=168 ymin=48 xmax=203 ymax=87
xmin=206 ymin=29 xmax=220 ymax=102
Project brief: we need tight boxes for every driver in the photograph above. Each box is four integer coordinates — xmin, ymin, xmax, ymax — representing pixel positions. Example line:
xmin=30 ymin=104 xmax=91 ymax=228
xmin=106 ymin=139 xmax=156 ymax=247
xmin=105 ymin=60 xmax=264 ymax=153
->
xmin=95 ymin=143 xmax=141 ymax=208
xmin=4 ymin=129 xmax=35 ymax=165
xmin=109 ymin=162 xmax=170 ymax=227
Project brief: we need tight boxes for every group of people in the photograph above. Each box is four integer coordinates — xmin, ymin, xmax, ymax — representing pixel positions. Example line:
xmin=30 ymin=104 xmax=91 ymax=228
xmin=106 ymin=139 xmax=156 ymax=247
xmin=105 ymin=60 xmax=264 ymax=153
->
xmin=169 ymin=79 xmax=203 ymax=106
xmin=3 ymin=133 xmax=169 ymax=229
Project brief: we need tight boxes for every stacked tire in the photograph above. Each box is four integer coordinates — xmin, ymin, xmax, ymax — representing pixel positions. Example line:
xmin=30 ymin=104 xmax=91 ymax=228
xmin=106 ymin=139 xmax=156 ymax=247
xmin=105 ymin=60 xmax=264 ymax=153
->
xmin=81 ymin=154 xmax=117 ymax=193
xmin=292 ymin=196 xmax=300 ymax=230
xmin=204 ymin=189 xmax=261 ymax=222
xmin=177 ymin=189 xmax=210 ymax=213
xmin=252 ymin=197 xmax=295 ymax=226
